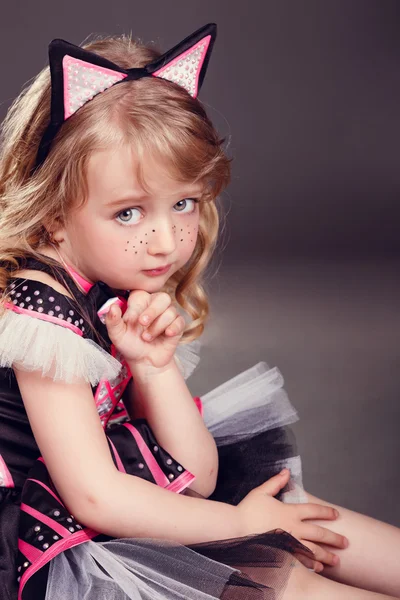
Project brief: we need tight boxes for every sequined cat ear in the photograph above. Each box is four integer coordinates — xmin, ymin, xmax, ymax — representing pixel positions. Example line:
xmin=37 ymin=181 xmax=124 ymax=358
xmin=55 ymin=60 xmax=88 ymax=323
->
xmin=147 ymin=23 xmax=217 ymax=98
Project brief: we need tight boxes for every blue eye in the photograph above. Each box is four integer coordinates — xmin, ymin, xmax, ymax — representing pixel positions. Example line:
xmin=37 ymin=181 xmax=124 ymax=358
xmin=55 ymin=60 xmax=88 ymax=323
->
xmin=174 ymin=198 xmax=199 ymax=212
xmin=116 ymin=208 xmax=140 ymax=225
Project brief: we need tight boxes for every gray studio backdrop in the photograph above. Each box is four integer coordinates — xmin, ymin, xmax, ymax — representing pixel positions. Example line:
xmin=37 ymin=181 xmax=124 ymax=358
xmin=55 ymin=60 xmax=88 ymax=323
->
xmin=1 ymin=1 xmax=399 ymax=526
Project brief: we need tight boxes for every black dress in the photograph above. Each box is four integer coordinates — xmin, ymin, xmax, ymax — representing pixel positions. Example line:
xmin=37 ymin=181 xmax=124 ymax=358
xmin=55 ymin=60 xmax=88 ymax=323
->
xmin=0 ymin=256 xmax=313 ymax=600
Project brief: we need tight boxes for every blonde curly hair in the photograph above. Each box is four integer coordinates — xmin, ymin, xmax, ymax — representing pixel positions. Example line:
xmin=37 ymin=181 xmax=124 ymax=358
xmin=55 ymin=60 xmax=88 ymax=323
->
xmin=0 ymin=34 xmax=231 ymax=343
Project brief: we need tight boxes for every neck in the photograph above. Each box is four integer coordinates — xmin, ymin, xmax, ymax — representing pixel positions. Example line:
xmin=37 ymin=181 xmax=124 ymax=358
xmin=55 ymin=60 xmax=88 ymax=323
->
xmin=38 ymin=244 xmax=94 ymax=293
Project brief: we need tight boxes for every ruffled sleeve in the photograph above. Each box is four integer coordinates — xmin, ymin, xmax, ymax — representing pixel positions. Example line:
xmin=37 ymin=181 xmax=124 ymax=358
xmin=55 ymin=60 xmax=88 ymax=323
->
xmin=0 ymin=278 xmax=121 ymax=385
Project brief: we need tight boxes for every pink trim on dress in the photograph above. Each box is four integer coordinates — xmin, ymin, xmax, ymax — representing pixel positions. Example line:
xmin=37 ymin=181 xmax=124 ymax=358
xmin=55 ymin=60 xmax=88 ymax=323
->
xmin=27 ymin=479 xmax=65 ymax=506
xmin=5 ymin=303 xmax=82 ymax=336
xmin=107 ymin=437 xmax=126 ymax=473
xmin=166 ymin=470 xmax=196 ymax=494
xmin=193 ymin=396 xmax=203 ymax=417
xmin=20 ymin=503 xmax=71 ymax=538
xmin=18 ymin=528 xmax=98 ymax=600
xmin=123 ymin=423 xmax=169 ymax=487
xmin=64 ymin=263 xmax=94 ymax=293
xmin=18 ymin=539 xmax=43 ymax=563
xmin=0 ymin=454 xmax=14 ymax=488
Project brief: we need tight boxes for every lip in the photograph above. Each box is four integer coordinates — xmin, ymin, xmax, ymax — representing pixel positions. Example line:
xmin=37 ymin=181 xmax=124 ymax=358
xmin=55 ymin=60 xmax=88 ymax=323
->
xmin=142 ymin=264 xmax=171 ymax=276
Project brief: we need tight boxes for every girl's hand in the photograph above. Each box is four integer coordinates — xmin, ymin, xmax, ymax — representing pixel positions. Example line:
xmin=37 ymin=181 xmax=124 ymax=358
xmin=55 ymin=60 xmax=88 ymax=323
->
xmin=105 ymin=290 xmax=185 ymax=369
xmin=236 ymin=469 xmax=349 ymax=572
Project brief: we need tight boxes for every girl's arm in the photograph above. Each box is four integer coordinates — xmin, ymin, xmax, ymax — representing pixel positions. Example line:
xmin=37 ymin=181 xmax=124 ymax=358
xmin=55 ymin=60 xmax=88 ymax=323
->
xmin=14 ymin=367 xmax=240 ymax=545
xmin=126 ymin=358 xmax=218 ymax=498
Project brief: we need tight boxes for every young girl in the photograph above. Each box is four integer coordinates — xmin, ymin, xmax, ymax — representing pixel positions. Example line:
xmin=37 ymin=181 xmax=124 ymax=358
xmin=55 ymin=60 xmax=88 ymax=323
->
xmin=0 ymin=22 xmax=399 ymax=600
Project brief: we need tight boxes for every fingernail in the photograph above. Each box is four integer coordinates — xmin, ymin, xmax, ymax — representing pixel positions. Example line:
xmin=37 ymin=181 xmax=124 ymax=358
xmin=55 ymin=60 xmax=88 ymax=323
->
xmin=280 ymin=469 xmax=288 ymax=475
xmin=343 ymin=538 xmax=349 ymax=548
xmin=333 ymin=555 xmax=340 ymax=565
xmin=143 ymin=332 xmax=152 ymax=340
xmin=141 ymin=315 xmax=149 ymax=324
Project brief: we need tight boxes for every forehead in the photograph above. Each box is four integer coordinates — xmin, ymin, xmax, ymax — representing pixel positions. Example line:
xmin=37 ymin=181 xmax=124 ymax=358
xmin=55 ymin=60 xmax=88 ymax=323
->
xmin=86 ymin=144 xmax=203 ymax=199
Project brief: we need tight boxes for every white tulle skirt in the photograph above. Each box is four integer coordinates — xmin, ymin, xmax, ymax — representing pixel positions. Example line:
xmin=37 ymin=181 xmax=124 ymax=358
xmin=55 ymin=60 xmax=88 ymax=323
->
xmin=44 ymin=360 xmax=309 ymax=599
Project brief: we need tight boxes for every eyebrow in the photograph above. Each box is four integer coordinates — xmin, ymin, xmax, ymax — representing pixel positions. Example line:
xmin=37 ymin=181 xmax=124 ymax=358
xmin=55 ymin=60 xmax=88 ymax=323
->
xmin=106 ymin=190 xmax=204 ymax=208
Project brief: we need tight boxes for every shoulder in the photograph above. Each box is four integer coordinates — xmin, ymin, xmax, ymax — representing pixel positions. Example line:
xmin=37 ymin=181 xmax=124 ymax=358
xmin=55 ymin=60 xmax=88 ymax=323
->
xmin=12 ymin=269 xmax=73 ymax=298
xmin=6 ymin=269 xmax=86 ymax=334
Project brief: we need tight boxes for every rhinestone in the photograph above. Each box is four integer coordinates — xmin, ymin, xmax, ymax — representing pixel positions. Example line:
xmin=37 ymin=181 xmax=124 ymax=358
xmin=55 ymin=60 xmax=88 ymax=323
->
xmin=53 ymin=510 xmax=60 ymax=517
xmin=13 ymin=299 xmax=17 ymax=304
xmin=48 ymin=310 xmax=54 ymax=316
xmin=49 ymin=296 xmax=54 ymax=302
xmin=153 ymin=446 xmax=158 ymax=452
xmin=69 ymin=310 xmax=74 ymax=316
xmin=38 ymin=307 xmax=44 ymax=313
xmin=34 ymin=290 xmax=40 ymax=296
xmin=74 ymin=320 xmax=79 ymax=326
xmin=20 ymin=302 xmax=25 ymax=308
xmin=177 ymin=466 xmax=183 ymax=472
xmin=53 ymin=535 xmax=59 ymax=540
xmin=168 ymin=473 xmax=174 ymax=479
xmin=55 ymin=306 xmax=60 ymax=311
xmin=16 ymin=292 xmax=21 ymax=297
xmin=25 ymin=296 xmax=31 ymax=301
xmin=38 ymin=535 xmax=44 ymax=541
xmin=17 ymin=576 xmax=21 ymax=582
xmin=69 ymin=527 xmax=75 ymax=532
xmin=79 ymin=319 xmax=84 ymax=324
xmin=28 ymin=305 xmax=33 ymax=310
xmin=58 ymin=314 xmax=64 ymax=319
xmin=22 ymin=286 xmax=28 ymax=291
xmin=138 ymin=463 xmax=144 ymax=469
xmin=10 ymin=290 xmax=15 ymax=295
xmin=18 ymin=566 xmax=21 ymax=572
xmin=166 ymin=459 xmax=172 ymax=465
xmin=67 ymin=317 xmax=72 ymax=322
xmin=34 ymin=525 xmax=41 ymax=532
xmin=67 ymin=517 xmax=73 ymax=523
xmin=23 ymin=561 xmax=29 ymax=568
xmin=76 ymin=524 xmax=82 ymax=529
xmin=10 ymin=283 xmax=15 ymax=289
xmin=37 ymin=298 xmax=43 ymax=304
xmin=43 ymin=543 xmax=49 ymax=549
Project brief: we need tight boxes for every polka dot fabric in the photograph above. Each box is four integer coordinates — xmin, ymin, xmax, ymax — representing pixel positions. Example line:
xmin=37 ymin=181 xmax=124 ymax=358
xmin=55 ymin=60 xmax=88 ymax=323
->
xmin=7 ymin=279 xmax=86 ymax=334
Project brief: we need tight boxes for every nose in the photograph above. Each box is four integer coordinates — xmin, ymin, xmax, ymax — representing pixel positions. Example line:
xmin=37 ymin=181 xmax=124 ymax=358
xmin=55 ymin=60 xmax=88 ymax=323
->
xmin=147 ymin=219 xmax=177 ymax=258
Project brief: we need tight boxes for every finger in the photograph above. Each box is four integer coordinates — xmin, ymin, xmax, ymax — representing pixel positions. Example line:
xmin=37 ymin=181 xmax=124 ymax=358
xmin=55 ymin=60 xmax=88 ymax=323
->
xmin=165 ymin=316 xmax=186 ymax=337
xmin=298 ymin=503 xmax=339 ymax=522
xmin=299 ymin=540 xmax=339 ymax=568
xmin=143 ymin=310 xmax=182 ymax=341
xmin=105 ymin=304 xmax=125 ymax=342
xmin=258 ymin=469 xmax=291 ymax=497
xmin=136 ymin=292 xmax=172 ymax=327
xmin=295 ymin=554 xmax=324 ymax=572
xmin=124 ymin=290 xmax=152 ymax=324
xmin=300 ymin=523 xmax=348 ymax=550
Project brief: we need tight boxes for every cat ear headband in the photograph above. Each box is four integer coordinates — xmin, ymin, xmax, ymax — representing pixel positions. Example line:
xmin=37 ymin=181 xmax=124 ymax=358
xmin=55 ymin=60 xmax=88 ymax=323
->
xmin=34 ymin=22 xmax=217 ymax=171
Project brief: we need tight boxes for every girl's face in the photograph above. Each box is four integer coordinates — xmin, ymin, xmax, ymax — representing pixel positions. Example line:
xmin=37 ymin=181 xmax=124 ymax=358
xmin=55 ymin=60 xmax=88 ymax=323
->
xmin=54 ymin=145 xmax=202 ymax=291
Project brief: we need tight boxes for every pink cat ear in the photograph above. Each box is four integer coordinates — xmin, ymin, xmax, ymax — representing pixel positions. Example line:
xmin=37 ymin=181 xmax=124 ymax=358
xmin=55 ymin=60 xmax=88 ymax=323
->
xmin=147 ymin=23 xmax=217 ymax=99
xmin=151 ymin=34 xmax=212 ymax=98
xmin=63 ymin=55 xmax=127 ymax=119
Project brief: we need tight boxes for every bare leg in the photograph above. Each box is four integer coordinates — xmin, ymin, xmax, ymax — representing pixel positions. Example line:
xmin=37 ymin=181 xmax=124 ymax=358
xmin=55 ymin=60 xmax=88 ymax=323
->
xmin=302 ymin=491 xmax=400 ymax=598
xmin=282 ymin=561 xmax=398 ymax=600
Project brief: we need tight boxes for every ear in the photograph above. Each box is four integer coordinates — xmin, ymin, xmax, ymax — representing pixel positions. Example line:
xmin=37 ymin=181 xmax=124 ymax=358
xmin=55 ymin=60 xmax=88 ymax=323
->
xmin=147 ymin=23 xmax=217 ymax=98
